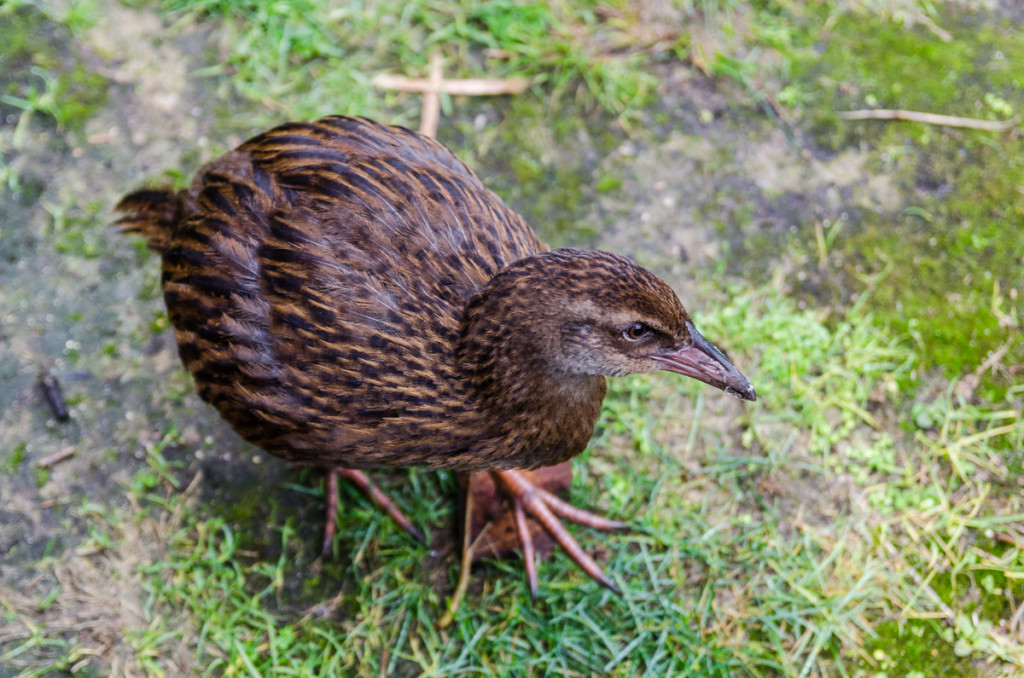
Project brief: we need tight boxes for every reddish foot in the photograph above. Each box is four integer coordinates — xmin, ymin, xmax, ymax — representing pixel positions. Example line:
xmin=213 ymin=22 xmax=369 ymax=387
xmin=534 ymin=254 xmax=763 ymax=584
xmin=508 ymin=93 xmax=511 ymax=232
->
xmin=322 ymin=468 xmax=425 ymax=555
xmin=490 ymin=468 xmax=627 ymax=599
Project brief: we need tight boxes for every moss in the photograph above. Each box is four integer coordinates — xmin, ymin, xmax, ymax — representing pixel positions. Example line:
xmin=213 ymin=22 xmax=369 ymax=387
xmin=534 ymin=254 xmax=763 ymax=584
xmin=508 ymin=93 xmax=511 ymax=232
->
xmin=0 ymin=6 xmax=48 ymax=70
xmin=595 ymin=173 xmax=622 ymax=194
xmin=445 ymin=97 xmax=624 ymax=247
xmin=3 ymin=442 xmax=27 ymax=475
xmin=766 ymin=7 xmax=1024 ymax=394
xmin=861 ymin=619 xmax=971 ymax=676
xmin=51 ymin=65 xmax=109 ymax=132
xmin=790 ymin=7 xmax=1019 ymax=146
xmin=836 ymin=131 xmax=1024 ymax=396
xmin=861 ymin=538 xmax=1024 ymax=673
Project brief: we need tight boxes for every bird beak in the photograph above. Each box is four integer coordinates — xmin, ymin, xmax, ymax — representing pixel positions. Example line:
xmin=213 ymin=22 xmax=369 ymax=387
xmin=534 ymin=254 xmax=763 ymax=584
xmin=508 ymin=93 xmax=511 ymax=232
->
xmin=652 ymin=321 xmax=756 ymax=401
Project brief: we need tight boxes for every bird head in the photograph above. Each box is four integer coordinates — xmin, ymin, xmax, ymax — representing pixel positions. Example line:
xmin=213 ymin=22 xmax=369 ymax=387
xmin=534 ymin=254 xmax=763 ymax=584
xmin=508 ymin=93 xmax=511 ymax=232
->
xmin=463 ymin=249 xmax=756 ymax=402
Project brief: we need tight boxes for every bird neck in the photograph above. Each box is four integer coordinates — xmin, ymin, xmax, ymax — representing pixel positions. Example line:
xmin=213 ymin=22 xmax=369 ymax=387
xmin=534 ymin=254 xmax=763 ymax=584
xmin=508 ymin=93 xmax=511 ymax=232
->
xmin=455 ymin=255 xmax=607 ymax=467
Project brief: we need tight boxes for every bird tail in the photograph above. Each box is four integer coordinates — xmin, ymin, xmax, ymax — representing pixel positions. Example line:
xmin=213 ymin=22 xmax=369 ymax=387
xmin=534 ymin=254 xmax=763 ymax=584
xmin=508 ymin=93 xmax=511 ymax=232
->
xmin=114 ymin=187 xmax=184 ymax=254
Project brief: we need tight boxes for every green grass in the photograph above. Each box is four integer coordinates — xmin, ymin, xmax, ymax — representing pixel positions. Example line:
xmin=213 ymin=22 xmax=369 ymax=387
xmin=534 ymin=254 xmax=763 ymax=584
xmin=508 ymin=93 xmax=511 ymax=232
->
xmin=4 ymin=279 xmax=1021 ymax=676
xmin=147 ymin=0 xmax=665 ymax=126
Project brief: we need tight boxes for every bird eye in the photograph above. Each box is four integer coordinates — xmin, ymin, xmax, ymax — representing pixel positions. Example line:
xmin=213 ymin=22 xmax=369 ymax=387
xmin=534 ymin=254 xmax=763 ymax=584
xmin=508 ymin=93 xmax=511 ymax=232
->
xmin=623 ymin=323 xmax=650 ymax=341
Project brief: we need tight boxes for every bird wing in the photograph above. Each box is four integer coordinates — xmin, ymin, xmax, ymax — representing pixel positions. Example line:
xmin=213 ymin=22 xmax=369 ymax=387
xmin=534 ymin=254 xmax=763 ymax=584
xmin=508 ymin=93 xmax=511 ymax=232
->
xmin=229 ymin=117 xmax=544 ymax=465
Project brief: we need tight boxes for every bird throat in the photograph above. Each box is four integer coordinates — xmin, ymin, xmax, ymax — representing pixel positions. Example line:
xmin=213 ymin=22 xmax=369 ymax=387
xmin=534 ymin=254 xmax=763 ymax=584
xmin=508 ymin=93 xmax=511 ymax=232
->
xmin=458 ymin=324 xmax=607 ymax=468
xmin=455 ymin=255 xmax=609 ymax=468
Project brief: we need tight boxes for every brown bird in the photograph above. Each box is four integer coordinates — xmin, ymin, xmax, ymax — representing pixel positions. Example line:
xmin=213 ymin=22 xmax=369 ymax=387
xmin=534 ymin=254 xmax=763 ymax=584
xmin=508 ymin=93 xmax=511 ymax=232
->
xmin=116 ymin=116 xmax=755 ymax=597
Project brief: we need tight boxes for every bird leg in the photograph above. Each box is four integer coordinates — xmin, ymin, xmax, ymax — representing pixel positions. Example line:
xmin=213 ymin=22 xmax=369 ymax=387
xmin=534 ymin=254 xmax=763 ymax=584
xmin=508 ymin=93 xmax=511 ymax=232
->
xmin=322 ymin=468 xmax=425 ymax=555
xmin=492 ymin=468 xmax=627 ymax=597
xmin=511 ymin=498 xmax=538 ymax=599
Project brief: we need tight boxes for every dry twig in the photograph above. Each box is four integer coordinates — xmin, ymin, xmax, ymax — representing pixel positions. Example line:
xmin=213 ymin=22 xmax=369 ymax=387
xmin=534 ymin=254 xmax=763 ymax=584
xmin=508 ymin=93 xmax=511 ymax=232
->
xmin=373 ymin=54 xmax=529 ymax=138
xmin=37 ymin=446 xmax=76 ymax=468
xmin=372 ymin=72 xmax=530 ymax=97
xmin=838 ymin=109 xmax=1018 ymax=132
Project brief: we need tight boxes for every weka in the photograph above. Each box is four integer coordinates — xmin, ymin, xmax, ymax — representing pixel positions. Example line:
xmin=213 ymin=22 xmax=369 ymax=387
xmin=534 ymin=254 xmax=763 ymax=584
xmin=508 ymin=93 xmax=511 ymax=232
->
xmin=117 ymin=115 xmax=755 ymax=596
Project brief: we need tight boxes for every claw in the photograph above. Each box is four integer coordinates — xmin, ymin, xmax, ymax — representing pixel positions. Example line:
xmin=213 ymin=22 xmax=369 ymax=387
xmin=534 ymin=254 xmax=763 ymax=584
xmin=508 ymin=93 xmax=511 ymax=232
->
xmin=493 ymin=468 xmax=624 ymax=595
xmin=322 ymin=468 xmax=425 ymax=555
xmin=535 ymin=486 xmax=628 ymax=532
xmin=512 ymin=498 xmax=538 ymax=601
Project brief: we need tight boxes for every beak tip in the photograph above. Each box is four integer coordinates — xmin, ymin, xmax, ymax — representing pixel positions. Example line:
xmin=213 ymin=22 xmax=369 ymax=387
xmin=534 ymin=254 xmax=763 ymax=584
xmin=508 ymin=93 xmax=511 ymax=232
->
xmin=725 ymin=383 xmax=757 ymax=402
xmin=659 ymin=322 xmax=756 ymax=403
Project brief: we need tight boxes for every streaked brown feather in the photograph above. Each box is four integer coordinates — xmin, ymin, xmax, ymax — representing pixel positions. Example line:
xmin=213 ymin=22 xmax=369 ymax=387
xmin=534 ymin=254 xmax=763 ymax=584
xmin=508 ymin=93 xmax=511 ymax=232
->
xmin=115 ymin=116 xmax=695 ymax=473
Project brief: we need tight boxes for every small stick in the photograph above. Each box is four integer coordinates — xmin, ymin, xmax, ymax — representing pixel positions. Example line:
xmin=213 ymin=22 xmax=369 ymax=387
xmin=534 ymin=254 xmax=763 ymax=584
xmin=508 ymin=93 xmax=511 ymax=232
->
xmin=837 ymin=109 xmax=1018 ymax=132
xmin=419 ymin=53 xmax=444 ymax=138
xmin=373 ymin=56 xmax=529 ymax=139
xmin=372 ymin=74 xmax=530 ymax=97
xmin=38 ymin=372 xmax=69 ymax=421
xmin=37 ymin=446 xmax=75 ymax=468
